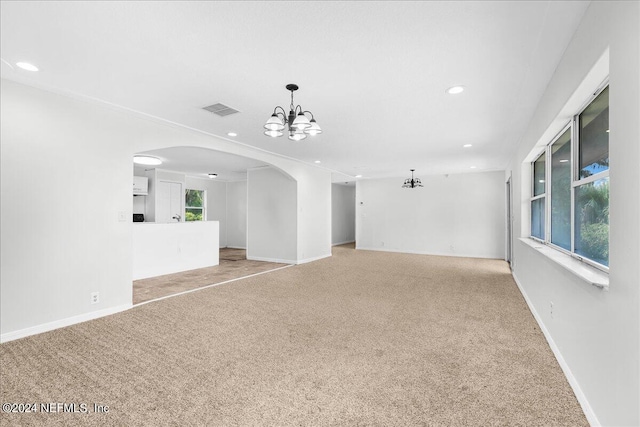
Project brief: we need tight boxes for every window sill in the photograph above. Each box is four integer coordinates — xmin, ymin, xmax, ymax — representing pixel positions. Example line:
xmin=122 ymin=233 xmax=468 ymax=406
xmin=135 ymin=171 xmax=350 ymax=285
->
xmin=518 ymin=238 xmax=609 ymax=290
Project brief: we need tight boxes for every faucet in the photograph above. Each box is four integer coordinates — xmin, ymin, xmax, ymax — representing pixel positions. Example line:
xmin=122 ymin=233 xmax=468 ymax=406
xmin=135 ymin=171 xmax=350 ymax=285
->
xmin=172 ymin=214 xmax=182 ymax=222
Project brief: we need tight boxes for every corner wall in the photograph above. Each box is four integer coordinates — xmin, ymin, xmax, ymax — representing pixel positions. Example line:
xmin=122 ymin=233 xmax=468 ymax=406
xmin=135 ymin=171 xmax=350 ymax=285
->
xmin=247 ymin=167 xmax=297 ymax=263
xmin=507 ymin=2 xmax=639 ymax=425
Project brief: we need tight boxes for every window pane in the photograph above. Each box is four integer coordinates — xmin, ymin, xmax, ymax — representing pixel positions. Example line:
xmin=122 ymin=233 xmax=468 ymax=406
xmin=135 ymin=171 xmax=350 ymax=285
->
xmin=550 ymin=129 xmax=571 ymax=250
xmin=579 ymin=86 xmax=609 ymax=179
xmin=531 ymin=198 xmax=545 ymax=239
xmin=185 ymin=189 xmax=204 ymax=208
xmin=185 ymin=208 xmax=203 ymax=221
xmin=533 ymin=153 xmax=545 ymax=196
xmin=574 ymin=177 xmax=609 ymax=266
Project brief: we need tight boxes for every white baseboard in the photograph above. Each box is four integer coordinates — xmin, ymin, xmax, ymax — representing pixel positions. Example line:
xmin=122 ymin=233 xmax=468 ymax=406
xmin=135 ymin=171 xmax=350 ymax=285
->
xmin=247 ymin=255 xmax=296 ymax=264
xmin=224 ymin=246 xmax=246 ymax=250
xmin=511 ymin=272 xmax=599 ymax=427
xmin=296 ymin=253 xmax=331 ymax=265
xmin=246 ymin=253 xmax=331 ymax=265
xmin=0 ymin=303 xmax=132 ymax=344
xmin=355 ymin=246 xmax=502 ymax=260
xmin=332 ymin=240 xmax=355 ymax=246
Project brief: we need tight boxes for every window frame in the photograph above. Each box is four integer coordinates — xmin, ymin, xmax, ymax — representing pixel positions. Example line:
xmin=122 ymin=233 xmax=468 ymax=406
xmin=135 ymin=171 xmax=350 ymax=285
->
xmin=530 ymin=151 xmax=547 ymax=243
xmin=184 ymin=188 xmax=206 ymax=222
xmin=529 ymin=81 xmax=609 ymax=272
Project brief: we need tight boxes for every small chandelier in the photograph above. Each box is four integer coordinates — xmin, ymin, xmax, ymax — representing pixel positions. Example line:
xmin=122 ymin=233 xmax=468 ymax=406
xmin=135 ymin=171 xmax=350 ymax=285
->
xmin=402 ymin=169 xmax=423 ymax=188
xmin=264 ymin=84 xmax=322 ymax=141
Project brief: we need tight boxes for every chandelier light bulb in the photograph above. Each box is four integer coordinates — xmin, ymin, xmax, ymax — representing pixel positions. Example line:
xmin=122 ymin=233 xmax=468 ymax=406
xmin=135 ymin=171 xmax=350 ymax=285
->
xmin=264 ymin=129 xmax=283 ymax=138
xmin=292 ymin=112 xmax=311 ymax=130
xmin=305 ymin=119 xmax=322 ymax=136
xmin=289 ymin=128 xmax=307 ymax=141
xmin=264 ymin=113 xmax=285 ymax=131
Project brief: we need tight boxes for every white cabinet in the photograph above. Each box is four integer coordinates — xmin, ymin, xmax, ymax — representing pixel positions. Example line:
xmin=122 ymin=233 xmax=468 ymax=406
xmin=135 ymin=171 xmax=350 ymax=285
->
xmin=133 ymin=176 xmax=148 ymax=196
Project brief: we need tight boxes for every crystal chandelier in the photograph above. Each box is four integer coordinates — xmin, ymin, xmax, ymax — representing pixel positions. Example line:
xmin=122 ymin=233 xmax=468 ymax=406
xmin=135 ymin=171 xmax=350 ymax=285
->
xmin=402 ymin=169 xmax=423 ymax=188
xmin=264 ymin=84 xmax=322 ymax=141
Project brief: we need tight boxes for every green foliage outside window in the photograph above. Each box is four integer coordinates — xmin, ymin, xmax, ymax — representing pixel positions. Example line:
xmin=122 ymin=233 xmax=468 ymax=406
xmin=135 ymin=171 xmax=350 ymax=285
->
xmin=185 ymin=189 xmax=204 ymax=221
xmin=575 ymin=180 xmax=609 ymax=265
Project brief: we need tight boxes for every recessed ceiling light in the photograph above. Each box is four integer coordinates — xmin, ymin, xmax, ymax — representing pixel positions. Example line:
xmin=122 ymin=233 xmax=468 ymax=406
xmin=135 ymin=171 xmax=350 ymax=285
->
xmin=314 ymin=160 xmax=321 ymax=164
xmin=446 ymin=86 xmax=465 ymax=95
xmin=227 ymin=132 xmax=237 ymax=137
xmin=133 ymin=155 xmax=162 ymax=166
xmin=16 ymin=62 xmax=39 ymax=72
xmin=470 ymin=166 xmax=477 ymax=169
xmin=539 ymin=179 xmax=545 ymax=183
xmin=463 ymin=144 xmax=472 ymax=148
xmin=559 ymin=159 xmax=569 ymax=163
xmin=208 ymin=173 xmax=218 ymax=179
xmin=355 ymin=175 xmax=362 ymax=178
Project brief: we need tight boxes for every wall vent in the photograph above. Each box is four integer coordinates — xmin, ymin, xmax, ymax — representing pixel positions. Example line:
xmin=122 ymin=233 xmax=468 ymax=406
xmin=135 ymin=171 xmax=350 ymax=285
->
xmin=203 ymin=103 xmax=240 ymax=117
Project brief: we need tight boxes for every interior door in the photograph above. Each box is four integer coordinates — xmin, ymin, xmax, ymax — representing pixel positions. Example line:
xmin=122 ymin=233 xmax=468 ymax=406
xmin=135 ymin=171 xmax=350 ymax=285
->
xmin=157 ymin=181 xmax=183 ymax=223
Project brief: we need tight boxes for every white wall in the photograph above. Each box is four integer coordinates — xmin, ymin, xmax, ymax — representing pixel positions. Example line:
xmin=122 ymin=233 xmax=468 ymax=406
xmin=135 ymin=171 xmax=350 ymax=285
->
xmin=1 ymin=80 xmax=134 ymax=337
xmin=247 ymin=167 xmax=297 ymax=263
xmin=297 ymin=167 xmax=332 ymax=263
xmin=332 ymin=183 xmax=355 ymax=245
xmin=507 ymin=2 xmax=639 ymax=426
xmin=185 ymin=176 xmax=227 ymax=248
xmin=226 ymin=180 xmax=247 ymax=249
xmin=356 ymin=171 xmax=505 ymax=259
xmin=0 ymin=79 xmax=331 ymax=340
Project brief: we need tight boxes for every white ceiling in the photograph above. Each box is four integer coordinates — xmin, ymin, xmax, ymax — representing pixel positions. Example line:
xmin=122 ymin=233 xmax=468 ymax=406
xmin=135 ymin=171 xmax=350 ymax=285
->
xmin=0 ymin=1 xmax=590 ymax=181
xmin=135 ymin=146 xmax=268 ymax=182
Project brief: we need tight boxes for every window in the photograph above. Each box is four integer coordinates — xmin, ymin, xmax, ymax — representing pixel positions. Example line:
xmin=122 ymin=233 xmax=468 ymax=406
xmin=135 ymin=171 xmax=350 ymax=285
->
xmin=530 ymin=84 xmax=609 ymax=269
xmin=531 ymin=153 xmax=546 ymax=240
xmin=185 ymin=189 xmax=205 ymax=221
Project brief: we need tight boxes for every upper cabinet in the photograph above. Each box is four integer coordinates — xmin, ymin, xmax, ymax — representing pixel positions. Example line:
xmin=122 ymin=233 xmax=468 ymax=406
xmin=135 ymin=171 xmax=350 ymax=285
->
xmin=133 ymin=176 xmax=148 ymax=196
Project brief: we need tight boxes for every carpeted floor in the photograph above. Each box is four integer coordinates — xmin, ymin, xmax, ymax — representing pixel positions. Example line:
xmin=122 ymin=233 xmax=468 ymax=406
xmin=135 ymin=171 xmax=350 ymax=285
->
xmin=0 ymin=245 xmax=587 ymax=426
xmin=133 ymin=248 xmax=287 ymax=305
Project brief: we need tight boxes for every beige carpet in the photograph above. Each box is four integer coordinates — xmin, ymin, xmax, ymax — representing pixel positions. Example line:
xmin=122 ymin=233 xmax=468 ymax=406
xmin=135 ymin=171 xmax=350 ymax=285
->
xmin=0 ymin=245 xmax=587 ymax=426
xmin=133 ymin=248 xmax=287 ymax=305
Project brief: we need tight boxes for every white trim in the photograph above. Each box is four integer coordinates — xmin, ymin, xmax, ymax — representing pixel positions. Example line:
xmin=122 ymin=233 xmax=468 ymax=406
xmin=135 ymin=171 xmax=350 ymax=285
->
xmin=247 ymin=255 xmax=296 ymax=264
xmin=135 ymin=265 xmax=294 ymax=307
xmin=355 ymin=246 xmax=502 ymax=260
xmin=225 ymin=246 xmax=246 ymax=250
xmin=518 ymin=238 xmax=609 ymax=288
xmin=296 ymin=253 xmax=332 ymax=265
xmin=332 ymin=240 xmax=355 ymax=246
xmin=511 ymin=273 xmax=600 ymax=427
xmin=0 ymin=303 xmax=132 ymax=344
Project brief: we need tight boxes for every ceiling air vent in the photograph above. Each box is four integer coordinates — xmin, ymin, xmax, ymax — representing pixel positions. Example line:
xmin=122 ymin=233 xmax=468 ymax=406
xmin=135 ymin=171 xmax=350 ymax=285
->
xmin=203 ymin=103 xmax=239 ymax=117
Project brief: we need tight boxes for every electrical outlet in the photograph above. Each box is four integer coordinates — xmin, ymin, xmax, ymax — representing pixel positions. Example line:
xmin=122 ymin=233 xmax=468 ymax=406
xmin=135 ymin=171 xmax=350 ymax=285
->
xmin=550 ymin=301 xmax=554 ymax=318
xmin=91 ymin=292 xmax=100 ymax=305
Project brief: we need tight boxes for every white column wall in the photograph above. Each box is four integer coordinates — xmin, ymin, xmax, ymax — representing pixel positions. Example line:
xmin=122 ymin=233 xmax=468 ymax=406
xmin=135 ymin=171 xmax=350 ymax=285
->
xmin=247 ymin=167 xmax=297 ymax=263
xmin=507 ymin=2 xmax=639 ymax=426
xmin=297 ymin=167 xmax=332 ymax=263
xmin=226 ymin=180 xmax=247 ymax=249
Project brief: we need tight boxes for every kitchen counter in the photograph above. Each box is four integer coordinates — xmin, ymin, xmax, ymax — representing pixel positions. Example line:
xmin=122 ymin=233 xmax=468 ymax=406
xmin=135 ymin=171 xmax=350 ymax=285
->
xmin=133 ymin=221 xmax=219 ymax=280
